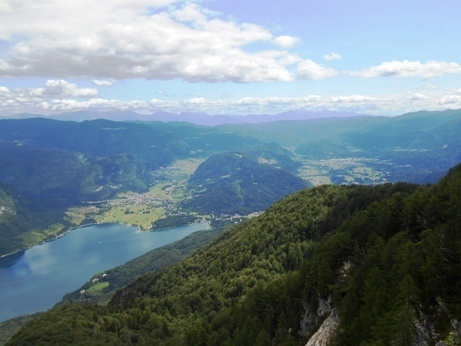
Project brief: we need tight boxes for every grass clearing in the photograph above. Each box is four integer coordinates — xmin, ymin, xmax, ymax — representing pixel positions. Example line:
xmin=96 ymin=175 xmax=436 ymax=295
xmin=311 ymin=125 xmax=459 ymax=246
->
xmin=87 ymin=282 xmax=109 ymax=294
xmin=65 ymin=206 xmax=100 ymax=225
xmin=20 ymin=223 xmax=66 ymax=247
xmin=95 ymin=206 xmax=165 ymax=230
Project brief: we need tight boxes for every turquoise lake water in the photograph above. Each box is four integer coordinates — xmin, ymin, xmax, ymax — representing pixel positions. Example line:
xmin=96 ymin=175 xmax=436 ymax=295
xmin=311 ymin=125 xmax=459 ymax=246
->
xmin=0 ymin=222 xmax=210 ymax=322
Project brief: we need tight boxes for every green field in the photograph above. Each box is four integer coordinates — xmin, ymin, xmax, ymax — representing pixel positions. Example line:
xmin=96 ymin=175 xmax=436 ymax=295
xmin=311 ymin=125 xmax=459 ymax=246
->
xmin=296 ymin=157 xmax=390 ymax=186
xmin=86 ymin=282 xmax=109 ymax=294
xmin=20 ymin=223 xmax=66 ymax=248
xmin=94 ymin=205 xmax=165 ymax=230
xmin=62 ymin=158 xmax=205 ymax=230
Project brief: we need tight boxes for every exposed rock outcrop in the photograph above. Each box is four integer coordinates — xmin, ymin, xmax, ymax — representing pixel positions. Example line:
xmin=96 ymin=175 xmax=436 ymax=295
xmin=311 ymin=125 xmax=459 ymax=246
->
xmin=300 ymin=296 xmax=339 ymax=346
xmin=306 ymin=311 xmax=339 ymax=346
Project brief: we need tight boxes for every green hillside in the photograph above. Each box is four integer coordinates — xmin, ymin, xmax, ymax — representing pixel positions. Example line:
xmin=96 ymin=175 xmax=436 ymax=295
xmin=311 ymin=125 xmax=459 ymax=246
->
xmin=0 ymin=118 xmax=262 ymax=166
xmin=9 ymin=163 xmax=461 ymax=345
xmin=246 ymin=142 xmax=302 ymax=173
xmin=183 ymin=152 xmax=310 ymax=215
xmin=0 ymin=145 xmax=153 ymax=204
xmin=0 ymin=183 xmax=71 ymax=256
xmin=0 ymin=118 xmax=190 ymax=170
xmin=0 ymin=145 xmax=154 ymax=256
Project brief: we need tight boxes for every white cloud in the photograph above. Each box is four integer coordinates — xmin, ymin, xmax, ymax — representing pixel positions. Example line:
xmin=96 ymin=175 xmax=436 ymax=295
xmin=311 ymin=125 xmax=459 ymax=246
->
xmin=331 ymin=95 xmax=376 ymax=103
xmin=31 ymin=80 xmax=98 ymax=98
xmin=351 ymin=60 xmax=461 ymax=79
xmin=150 ymin=95 xmax=324 ymax=114
xmin=323 ymin=52 xmax=341 ymax=61
xmin=186 ymin=97 xmax=207 ymax=104
xmin=438 ymin=94 xmax=461 ymax=105
xmin=275 ymin=35 xmax=299 ymax=48
xmin=0 ymin=91 xmax=451 ymax=117
xmin=93 ymin=80 xmax=113 ymax=87
xmin=48 ymin=98 xmax=149 ymax=112
xmin=297 ymin=59 xmax=337 ymax=80
xmin=0 ymin=1 xmax=301 ymax=83
xmin=408 ymin=93 xmax=427 ymax=100
xmin=1 ymin=79 xmax=459 ymax=117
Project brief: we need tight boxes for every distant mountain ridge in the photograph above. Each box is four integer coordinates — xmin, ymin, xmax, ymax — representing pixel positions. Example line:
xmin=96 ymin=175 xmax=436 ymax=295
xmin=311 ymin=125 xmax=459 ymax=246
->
xmin=1 ymin=110 xmax=460 ymax=257
xmin=7 ymin=109 xmax=365 ymax=125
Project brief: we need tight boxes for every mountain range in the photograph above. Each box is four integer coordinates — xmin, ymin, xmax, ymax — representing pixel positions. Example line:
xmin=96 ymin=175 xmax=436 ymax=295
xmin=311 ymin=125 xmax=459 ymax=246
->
xmin=1 ymin=110 xmax=461 ymax=257
xmin=7 ymin=109 xmax=364 ymax=126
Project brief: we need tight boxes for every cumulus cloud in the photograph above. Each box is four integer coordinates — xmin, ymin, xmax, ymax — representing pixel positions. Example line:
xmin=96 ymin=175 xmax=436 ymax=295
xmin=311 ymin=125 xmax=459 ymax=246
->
xmin=0 ymin=88 xmax=454 ymax=117
xmin=331 ymin=95 xmax=376 ymax=103
xmin=48 ymin=98 xmax=149 ymax=112
xmin=0 ymin=1 xmax=302 ymax=83
xmin=323 ymin=52 xmax=341 ymax=61
xmin=0 ymin=80 xmax=102 ymax=115
xmin=350 ymin=60 xmax=461 ymax=79
xmin=152 ymin=94 xmax=365 ymax=114
xmin=31 ymin=80 xmax=98 ymax=98
xmin=93 ymin=80 xmax=113 ymax=87
xmin=275 ymin=35 xmax=299 ymax=48
xmin=297 ymin=59 xmax=337 ymax=80
xmin=438 ymin=95 xmax=461 ymax=105
xmin=408 ymin=93 xmax=427 ymax=100
xmin=186 ymin=97 xmax=207 ymax=104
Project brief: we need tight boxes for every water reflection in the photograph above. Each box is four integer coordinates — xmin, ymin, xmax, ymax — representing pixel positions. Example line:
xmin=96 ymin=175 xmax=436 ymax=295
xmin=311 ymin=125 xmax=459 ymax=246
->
xmin=0 ymin=222 xmax=210 ymax=322
xmin=9 ymin=261 xmax=32 ymax=277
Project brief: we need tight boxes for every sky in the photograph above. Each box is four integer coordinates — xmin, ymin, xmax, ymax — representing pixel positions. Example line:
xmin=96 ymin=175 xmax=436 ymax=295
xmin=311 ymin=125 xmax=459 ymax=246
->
xmin=0 ymin=0 xmax=460 ymax=117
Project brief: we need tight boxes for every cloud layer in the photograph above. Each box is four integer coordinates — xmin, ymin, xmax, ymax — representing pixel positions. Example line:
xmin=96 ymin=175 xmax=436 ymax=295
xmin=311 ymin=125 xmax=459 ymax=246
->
xmin=2 ymin=79 xmax=461 ymax=116
xmin=0 ymin=1 xmax=460 ymax=117
xmin=0 ymin=1 xmax=313 ymax=83
xmin=350 ymin=60 xmax=461 ymax=79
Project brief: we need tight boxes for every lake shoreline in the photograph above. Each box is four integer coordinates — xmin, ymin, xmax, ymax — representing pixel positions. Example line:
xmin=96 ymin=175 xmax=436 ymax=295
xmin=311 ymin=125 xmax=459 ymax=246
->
xmin=1 ymin=221 xmax=210 ymax=323
xmin=0 ymin=218 xmax=183 ymax=261
xmin=2 ymin=217 xmax=213 ymax=260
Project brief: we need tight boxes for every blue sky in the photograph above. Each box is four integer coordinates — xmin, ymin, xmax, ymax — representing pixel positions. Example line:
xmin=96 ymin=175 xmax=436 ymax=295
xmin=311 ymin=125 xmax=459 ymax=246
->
xmin=0 ymin=0 xmax=460 ymax=117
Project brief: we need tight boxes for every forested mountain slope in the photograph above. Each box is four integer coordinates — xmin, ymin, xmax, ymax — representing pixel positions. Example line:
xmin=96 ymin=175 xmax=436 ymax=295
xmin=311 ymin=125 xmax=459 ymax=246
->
xmin=0 ymin=146 xmax=152 ymax=204
xmin=10 ymin=163 xmax=461 ymax=345
xmin=0 ymin=118 xmax=262 ymax=167
xmin=0 ymin=183 xmax=69 ymax=256
xmin=183 ymin=152 xmax=310 ymax=215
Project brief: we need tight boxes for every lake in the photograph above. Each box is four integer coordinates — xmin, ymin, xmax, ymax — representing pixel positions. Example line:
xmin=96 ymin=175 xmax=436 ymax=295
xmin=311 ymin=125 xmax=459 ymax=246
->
xmin=0 ymin=222 xmax=210 ymax=322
